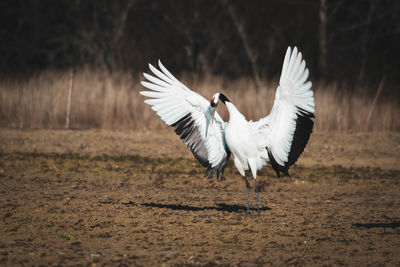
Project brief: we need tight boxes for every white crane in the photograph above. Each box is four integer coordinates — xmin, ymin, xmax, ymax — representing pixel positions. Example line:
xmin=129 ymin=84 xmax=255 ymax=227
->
xmin=140 ymin=47 xmax=314 ymax=216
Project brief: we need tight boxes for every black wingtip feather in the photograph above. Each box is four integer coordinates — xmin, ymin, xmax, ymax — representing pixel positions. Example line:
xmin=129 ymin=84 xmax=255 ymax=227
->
xmin=268 ymin=107 xmax=314 ymax=178
xmin=268 ymin=149 xmax=289 ymax=178
xmin=171 ymin=113 xmax=231 ymax=179
xmin=287 ymin=108 xmax=314 ymax=167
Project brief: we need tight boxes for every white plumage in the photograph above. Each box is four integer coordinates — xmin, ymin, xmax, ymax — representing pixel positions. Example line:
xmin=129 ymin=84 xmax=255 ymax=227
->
xmin=140 ymin=61 xmax=229 ymax=173
xmin=140 ymin=46 xmax=314 ymax=215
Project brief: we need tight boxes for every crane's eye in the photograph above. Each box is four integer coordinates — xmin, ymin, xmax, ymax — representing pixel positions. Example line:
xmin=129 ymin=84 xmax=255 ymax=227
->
xmin=210 ymin=97 xmax=216 ymax=107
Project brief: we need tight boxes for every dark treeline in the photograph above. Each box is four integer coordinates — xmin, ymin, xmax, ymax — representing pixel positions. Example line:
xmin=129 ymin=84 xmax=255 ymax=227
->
xmin=1 ymin=0 xmax=399 ymax=87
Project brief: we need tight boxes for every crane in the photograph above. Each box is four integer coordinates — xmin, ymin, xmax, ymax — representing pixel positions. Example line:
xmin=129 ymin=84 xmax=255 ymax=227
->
xmin=140 ymin=47 xmax=315 ymax=216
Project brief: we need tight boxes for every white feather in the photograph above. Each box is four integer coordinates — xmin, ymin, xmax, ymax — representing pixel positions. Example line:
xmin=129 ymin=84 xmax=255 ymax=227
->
xmin=140 ymin=61 xmax=229 ymax=169
xmin=252 ymin=46 xmax=314 ymax=166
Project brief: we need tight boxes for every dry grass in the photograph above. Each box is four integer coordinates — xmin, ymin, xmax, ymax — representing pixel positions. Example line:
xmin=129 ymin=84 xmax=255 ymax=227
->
xmin=0 ymin=68 xmax=398 ymax=131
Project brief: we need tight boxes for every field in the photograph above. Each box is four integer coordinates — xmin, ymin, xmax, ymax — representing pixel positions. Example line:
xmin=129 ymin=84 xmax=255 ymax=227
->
xmin=0 ymin=129 xmax=399 ymax=266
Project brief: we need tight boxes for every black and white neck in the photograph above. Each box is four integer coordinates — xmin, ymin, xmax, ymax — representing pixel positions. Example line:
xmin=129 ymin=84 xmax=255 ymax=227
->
xmin=218 ymin=93 xmax=230 ymax=105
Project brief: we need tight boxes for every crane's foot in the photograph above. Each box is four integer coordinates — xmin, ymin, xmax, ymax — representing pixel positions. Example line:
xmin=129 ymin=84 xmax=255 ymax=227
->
xmin=244 ymin=208 xmax=250 ymax=216
xmin=243 ymin=211 xmax=252 ymax=217
xmin=242 ymin=212 xmax=261 ymax=218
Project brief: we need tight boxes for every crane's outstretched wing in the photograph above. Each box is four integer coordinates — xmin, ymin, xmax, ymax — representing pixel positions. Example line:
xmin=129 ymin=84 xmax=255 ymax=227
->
xmin=140 ymin=60 xmax=230 ymax=178
xmin=252 ymin=47 xmax=315 ymax=177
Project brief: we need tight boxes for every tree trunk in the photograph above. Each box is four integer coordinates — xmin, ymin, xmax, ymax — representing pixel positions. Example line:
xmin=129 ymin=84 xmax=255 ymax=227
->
xmin=104 ymin=0 xmax=136 ymax=72
xmin=358 ymin=0 xmax=375 ymax=82
xmin=224 ymin=1 xmax=262 ymax=89
xmin=319 ymin=0 xmax=328 ymax=79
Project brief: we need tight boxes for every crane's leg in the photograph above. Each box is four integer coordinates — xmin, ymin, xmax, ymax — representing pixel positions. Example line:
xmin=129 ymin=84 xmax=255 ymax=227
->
xmin=234 ymin=157 xmax=250 ymax=215
xmin=242 ymin=175 xmax=250 ymax=215
xmin=247 ymin=158 xmax=260 ymax=216
xmin=255 ymin=179 xmax=260 ymax=216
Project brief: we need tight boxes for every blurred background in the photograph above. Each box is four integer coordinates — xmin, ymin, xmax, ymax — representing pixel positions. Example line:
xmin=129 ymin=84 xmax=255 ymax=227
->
xmin=0 ymin=0 xmax=399 ymax=131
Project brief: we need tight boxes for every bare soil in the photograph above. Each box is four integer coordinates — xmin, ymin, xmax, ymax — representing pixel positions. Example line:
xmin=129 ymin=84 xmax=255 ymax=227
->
xmin=0 ymin=129 xmax=399 ymax=266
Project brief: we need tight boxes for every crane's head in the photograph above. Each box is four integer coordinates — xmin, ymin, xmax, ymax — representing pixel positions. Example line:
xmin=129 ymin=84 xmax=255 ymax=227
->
xmin=207 ymin=92 xmax=230 ymax=137
xmin=210 ymin=92 xmax=220 ymax=108
xmin=209 ymin=92 xmax=230 ymax=125
xmin=209 ymin=93 xmax=219 ymax=131
xmin=210 ymin=92 xmax=229 ymax=108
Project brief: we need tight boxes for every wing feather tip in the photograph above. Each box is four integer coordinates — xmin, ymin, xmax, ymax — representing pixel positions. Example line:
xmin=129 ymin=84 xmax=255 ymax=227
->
xmin=286 ymin=46 xmax=292 ymax=55
xmin=293 ymin=46 xmax=298 ymax=55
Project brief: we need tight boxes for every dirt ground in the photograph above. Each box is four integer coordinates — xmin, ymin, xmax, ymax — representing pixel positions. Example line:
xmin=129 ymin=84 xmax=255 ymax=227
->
xmin=0 ymin=129 xmax=399 ymax=266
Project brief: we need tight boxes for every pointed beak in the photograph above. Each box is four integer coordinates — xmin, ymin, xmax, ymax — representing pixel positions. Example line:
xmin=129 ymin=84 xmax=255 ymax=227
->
xmin=206 ymin=106 xmax=216 ymax=138
xmin=211 ymin=107 xmax=216 ymax=124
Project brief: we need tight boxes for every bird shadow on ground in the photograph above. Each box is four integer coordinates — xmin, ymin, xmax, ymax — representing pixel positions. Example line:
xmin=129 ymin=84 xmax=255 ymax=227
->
xmin=352 ymin=222 xmax=400 ymax=229
xmin=137 ymin=202 xmax=271 ymax=213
